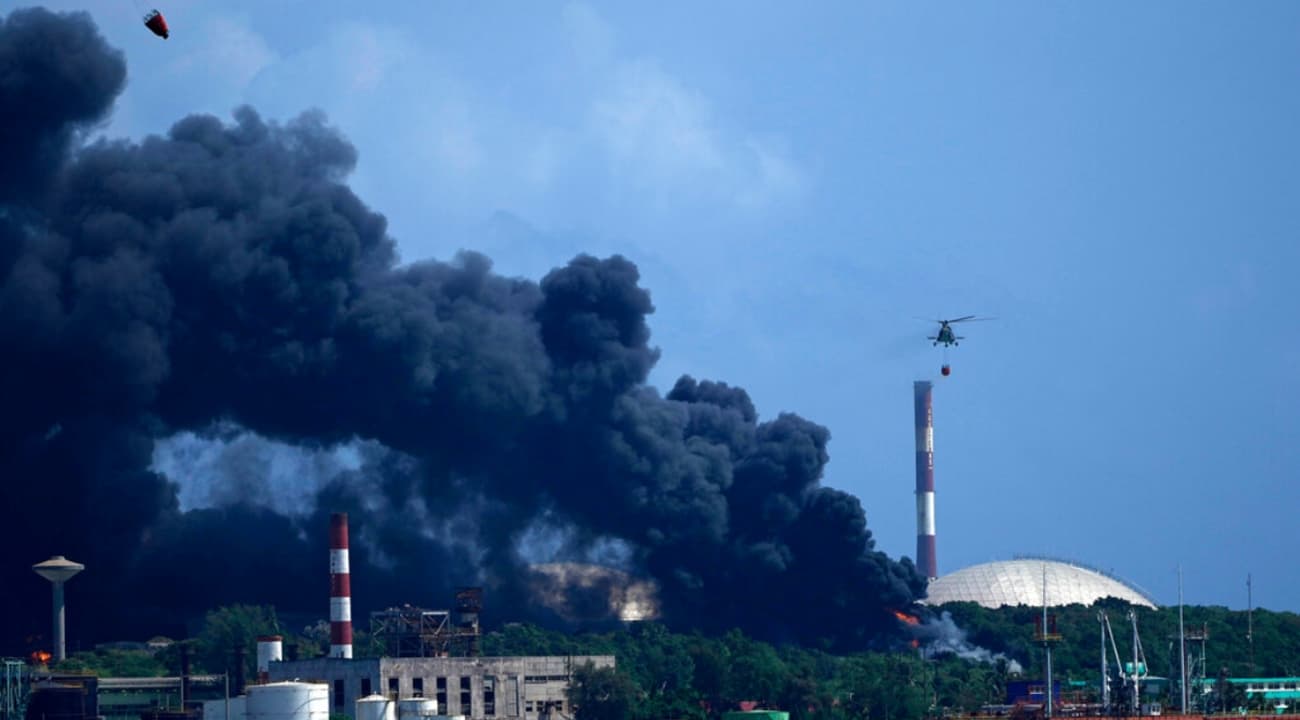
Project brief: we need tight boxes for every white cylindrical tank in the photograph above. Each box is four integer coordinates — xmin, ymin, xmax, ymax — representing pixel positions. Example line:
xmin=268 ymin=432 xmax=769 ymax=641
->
xmin=356 ymin=695 xmax=396 ymax=720
xmin=256 ymin=635 xmax=284 ymax=674
xmin=396 ymin=698 xmax=439 ymax=720
xmin=246 ymin=682 xmax=329 ymax=720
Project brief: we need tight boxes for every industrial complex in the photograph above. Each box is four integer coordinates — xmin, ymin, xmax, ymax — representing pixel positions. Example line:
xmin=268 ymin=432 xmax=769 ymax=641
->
xmin=10 ymin=513 xmax=613 ymax=720
xmin=4 ymin=380 xmax=1296 ymax=720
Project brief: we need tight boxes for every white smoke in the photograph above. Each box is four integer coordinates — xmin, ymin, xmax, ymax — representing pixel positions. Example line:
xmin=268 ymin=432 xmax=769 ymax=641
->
xmin=917 ymin=611 xmax=1024 ymax=674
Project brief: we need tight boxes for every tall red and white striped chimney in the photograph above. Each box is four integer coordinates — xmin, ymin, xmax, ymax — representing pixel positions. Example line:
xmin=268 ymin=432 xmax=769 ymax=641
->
xmin=329 ymin=512 xmax=353 ymax=659
xmin=914 ymin=381 xmax=937 ymax=580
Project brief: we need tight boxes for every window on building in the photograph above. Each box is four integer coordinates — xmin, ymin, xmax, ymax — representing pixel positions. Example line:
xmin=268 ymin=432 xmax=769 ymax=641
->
xmin=388 ymin=677 xmax=399 ymax=698
xmin=504 ymin=676 xmax=518 ymax=717
xmin=435 ymin=677 xmax=447 ymax=710
xmin=412 ymin=677 xmax=423 ymax=698
xmin=460 ymin=677 xmax=471 ymax=713
xmin=483 ymin=676 xmax=495 ymax=717
xmin=333 ymin=680 xmax=345 ymax=709
xmin=361 ymin=678 xmax=372 ymax=697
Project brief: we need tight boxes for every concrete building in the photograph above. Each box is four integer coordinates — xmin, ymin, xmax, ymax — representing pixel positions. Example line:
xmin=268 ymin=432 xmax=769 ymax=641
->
xmin=268 ymin=655 xmax=615 ymax=720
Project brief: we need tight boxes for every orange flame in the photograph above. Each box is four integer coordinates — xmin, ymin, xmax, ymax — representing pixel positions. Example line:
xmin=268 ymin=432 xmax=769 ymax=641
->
xmin=892 ymin=610 xmax=920 ymax=626
xmin=891 ymin=610 xmax=922 ymax=648
xmin=30 ymin=650 xmax=51 ymax=665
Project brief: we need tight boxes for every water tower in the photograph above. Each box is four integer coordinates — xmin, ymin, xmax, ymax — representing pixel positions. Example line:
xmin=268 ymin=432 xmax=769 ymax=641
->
xmin=32 ymin=555 xmax=84 ymax=661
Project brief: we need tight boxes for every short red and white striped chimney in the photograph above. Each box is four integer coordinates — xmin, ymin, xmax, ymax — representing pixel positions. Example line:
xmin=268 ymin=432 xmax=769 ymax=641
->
xmin=256 ymin=635 xmax=283 ymax=683
xmin=329 ymin=512 xmax=353 ymax=659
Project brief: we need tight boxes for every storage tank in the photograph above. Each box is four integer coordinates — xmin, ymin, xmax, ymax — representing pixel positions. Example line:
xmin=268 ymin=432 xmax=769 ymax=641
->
xmin=202 ymin=696 xmax=246 ymax=720
xmin=395 ymin=698 xmax=439 ymax=720
xmin=355 ymin=695 xmax=395 ymax=720
xmin=246 ymin=682 xmax=329 ymax=720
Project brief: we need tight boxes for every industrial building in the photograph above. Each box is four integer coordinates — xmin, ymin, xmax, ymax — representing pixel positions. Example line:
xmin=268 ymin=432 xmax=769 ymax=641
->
xmin=265 ymin=655 xmax=614 ymax=719
xmin=262 ymin=515 xmax=612 ymax=720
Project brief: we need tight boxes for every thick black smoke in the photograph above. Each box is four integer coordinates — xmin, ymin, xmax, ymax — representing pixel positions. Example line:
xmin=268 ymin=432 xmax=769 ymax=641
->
xmin=0 ymin=7 xmax=925 ymax=653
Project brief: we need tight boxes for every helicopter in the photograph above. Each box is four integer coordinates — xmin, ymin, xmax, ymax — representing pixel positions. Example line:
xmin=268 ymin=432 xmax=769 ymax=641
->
xmin=926 ymin=315 xmax=990 ymax=347
xmin=921 ymin=315 xmax=993 ymax=376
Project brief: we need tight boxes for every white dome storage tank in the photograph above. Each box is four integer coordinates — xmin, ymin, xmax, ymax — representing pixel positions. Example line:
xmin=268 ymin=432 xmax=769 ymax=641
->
xmin=396 ymin=698 xmax=439 ymax=719
xmin=246 ymin=682 xmax=329 ymax=720
xmin=356 ymin=695 xmax=395 ymax=720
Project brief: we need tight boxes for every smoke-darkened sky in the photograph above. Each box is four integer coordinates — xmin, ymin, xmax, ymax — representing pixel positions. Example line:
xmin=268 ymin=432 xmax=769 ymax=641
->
xmin=0 ymin=7 xmax=925 ymax=653
xmin=6 ymin=0 xmax=1300 ymax=648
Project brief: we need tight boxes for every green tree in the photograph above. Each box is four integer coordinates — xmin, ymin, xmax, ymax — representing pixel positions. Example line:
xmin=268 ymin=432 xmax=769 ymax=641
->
xmin=567 ymin=662 xmax=641 ymax=720
xmin=195 ymin=605 xmax=282 ymax=678
xmin=57 ymin=648 xmax=167 ymax=677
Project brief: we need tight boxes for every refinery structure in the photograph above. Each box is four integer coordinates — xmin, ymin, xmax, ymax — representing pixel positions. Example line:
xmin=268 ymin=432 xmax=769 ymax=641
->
xmin=250 ymin=516 xmax=613 ymax=718
xmin=10 ymin=513 xmax=612 ymax=720
xmin=5 ymin=381 xmax=1296 ymax=720
xmin=246 ymin=513 xmax=614 ymax=719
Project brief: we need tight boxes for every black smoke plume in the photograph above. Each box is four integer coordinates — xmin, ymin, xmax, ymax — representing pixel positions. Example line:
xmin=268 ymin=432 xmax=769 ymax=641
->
xmin=0 ymin=7 xmax=925 ymax=653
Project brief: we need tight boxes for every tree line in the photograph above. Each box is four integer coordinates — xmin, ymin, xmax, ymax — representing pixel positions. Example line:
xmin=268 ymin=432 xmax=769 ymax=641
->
xmin=49 ymin=600 xmax=1300 ymax=720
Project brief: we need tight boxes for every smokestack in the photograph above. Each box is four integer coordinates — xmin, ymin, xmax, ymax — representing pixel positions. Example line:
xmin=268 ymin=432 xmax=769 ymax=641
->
xmin=913 ymin=382 xmax=937 ymax=580
xmin=256 ymin=635 xmax=283 ymax=684
xmin=329 ymin=513 xmax=353 ymax=659
xmin=32 ymin=555 xmax=84 ymax=662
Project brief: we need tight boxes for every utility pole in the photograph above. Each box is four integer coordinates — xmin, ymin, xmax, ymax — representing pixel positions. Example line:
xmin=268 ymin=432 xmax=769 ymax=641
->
xmin=1130 ymin=610 xmax=1142 ymax=712
xmin=1035 ymin=566 xmax=1061 ymax=719
xmin=1247 ymin=574 xmax=1255 ymax=675
xmin=1179 ymin=566 xmax=1188 ymax=714
xmin=1100 ymin=612 xmax=1110 ymax=715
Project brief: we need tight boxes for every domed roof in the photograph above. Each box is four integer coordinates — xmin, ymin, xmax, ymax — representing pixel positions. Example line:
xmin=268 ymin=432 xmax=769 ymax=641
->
xmin=923 ymin=558 xmax=1157 ymax=609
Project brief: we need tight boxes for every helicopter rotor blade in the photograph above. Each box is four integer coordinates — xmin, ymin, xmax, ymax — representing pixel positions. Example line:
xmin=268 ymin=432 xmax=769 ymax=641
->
xmin=946 ymin=315 xmax=996 ymax=324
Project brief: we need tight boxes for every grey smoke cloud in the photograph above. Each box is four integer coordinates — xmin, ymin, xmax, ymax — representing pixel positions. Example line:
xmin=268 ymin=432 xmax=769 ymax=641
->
xmin=917 ymin=611 xmax=1024 ymax=674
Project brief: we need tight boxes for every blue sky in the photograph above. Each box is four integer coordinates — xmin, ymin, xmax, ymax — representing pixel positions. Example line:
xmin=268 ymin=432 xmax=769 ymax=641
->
xmin=36 ymin=1 xmax=1300 ymax=611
